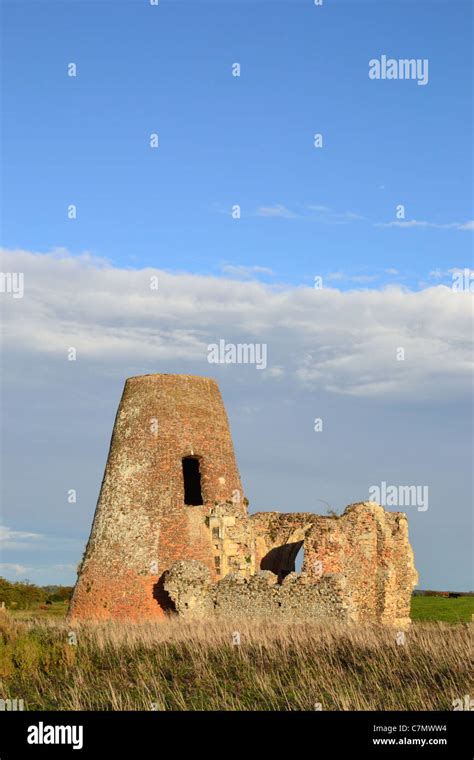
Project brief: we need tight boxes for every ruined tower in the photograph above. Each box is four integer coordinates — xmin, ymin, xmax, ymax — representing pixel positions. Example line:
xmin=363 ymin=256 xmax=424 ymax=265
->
xmin=70 ymin=373 xmax=418 ymax=626
xmin=69 ymin=374 xmax=247 ymax=621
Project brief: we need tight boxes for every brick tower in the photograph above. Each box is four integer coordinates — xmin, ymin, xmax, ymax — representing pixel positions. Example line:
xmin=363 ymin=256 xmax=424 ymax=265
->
xmin=69 ymin=374 xmax=246 ymax=621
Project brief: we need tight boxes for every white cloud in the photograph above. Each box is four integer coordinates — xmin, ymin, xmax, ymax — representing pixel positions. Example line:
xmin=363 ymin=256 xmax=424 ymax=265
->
xmin=0 ymin=525 xmax=43 ymax=549
xmin=255 ymin=204 xmax=297 ymax=219
xmin=333 ymin=211 xmax=364 ymax=222
xmin=266 ymin=365 xmax=285 ymax=378
xmin=307 ymin=206 xmax=365 ymax=223
xmin=327 ymin=272 xmax=378 ymax=283
xmin=377 ymin=219 xmax=473 ymax=230
xmin=0 ymin=524 xmax=83 ymax=551
xmin=0 ymin=563 xmax=77 ymax=581
xmin=1 ymin=249 xmax=472 ymax=400
xmin=253 ymin=207 xmax=472 ymax=230
xmin=306 ymin=204 xmax=331 ymax=213
xmin=0 ymin=563 xmax=29 ymax=575
xmin=254 ymin=204 xmax=364 ymax=223
xmin=221 ymin=264 xmax=274 ymax=279
xmin=428 ymin=267 xmax=474 ymax=280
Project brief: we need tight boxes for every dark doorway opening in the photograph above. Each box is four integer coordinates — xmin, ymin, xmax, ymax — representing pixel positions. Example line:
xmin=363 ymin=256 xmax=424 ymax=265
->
xmin=261 ymin=540 xmax=303 ymax=583
xmin=182 ymin=456 xmax=203 ymax=505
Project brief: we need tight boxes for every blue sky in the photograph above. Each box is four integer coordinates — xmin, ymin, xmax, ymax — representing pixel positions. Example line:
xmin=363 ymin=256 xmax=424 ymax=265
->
xmin=2 ymin=0 xmax=472 ymax=286
xmin=0 ymin=0 xmax=472 ymax=591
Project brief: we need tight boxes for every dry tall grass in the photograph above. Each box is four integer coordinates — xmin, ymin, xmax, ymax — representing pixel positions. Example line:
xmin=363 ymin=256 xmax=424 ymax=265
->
xmin=0 ymin=611 xmax=471 ymax=711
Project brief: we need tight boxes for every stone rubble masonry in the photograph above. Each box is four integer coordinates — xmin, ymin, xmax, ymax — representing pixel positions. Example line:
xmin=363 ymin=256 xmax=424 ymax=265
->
xmin=164 ymin=562 xmax=352 ymax=622
xmin=250 ymin=503 xmax=418 ymax=627
xmin=69 ymin=374 xmax=418 ymax=626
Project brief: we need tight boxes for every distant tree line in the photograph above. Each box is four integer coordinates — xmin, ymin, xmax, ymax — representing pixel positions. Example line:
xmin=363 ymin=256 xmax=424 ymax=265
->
xmin=413 ymin=589 xmax=473 ymax=597
xmin=0 ymin=577 xmax=74 ymax=609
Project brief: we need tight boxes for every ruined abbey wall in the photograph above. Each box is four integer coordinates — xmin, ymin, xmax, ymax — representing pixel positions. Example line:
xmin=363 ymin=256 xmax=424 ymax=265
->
xmin=163 ymin=502 xmax=417 ymax=627
xmin=251 ymin=503 xmax=417 ymax=626
xmin=69 ymin=374 xmax=418 ymax=626
xmin=164 ymin=562 xmax=353 ymax=622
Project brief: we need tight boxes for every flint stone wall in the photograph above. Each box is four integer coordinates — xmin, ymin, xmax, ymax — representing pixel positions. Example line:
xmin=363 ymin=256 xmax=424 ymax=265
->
xmin=164 ymin=561 xmax=354 ymax=621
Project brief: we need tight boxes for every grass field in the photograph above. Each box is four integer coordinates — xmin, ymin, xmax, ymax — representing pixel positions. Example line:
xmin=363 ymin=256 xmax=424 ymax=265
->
xmin=6 ymin=601 xmax=69 ymax=621
xmin=0 ymin=607 xmax=472 ymax=711
xmin=410 ymin=595 xmax=474 ymax=623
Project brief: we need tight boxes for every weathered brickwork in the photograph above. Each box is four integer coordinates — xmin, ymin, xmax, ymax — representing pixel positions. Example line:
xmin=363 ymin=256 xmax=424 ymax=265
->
xmin=69 ymin=374 xmax=418 ymax=626
xmin=69 ymin=374 xmax=244 ymax=621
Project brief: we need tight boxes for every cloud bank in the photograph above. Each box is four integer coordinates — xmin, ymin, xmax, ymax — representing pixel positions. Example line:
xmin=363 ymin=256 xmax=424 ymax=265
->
xmin=1 ymin=248 xmax=472 ymax=401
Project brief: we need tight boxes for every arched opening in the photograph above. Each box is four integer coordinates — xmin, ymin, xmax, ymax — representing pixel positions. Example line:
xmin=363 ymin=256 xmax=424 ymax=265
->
xmin=182 ymin=456 xmax=203 ymax=505
xmin=261 ymin=540 xmax=303 ymax=583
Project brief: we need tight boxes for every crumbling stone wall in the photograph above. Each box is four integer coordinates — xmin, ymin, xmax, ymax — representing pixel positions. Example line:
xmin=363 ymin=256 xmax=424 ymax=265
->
xmin=163 ymin=502 xmax=417 ymax=627
xmin=162 ymin=560 xmax=214 ymax=618
xmin=251 ymin=502 xmax=418 ymax=627
xmin=164 ymin=561 xmax=354 ymax=622
xmin=69 ymin=374 xmax=418 ymax=627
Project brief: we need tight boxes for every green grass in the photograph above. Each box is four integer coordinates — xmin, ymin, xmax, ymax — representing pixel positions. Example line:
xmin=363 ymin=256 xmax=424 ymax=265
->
xmin=8 ymin=601 xmax=69 ymax=621
xmin=8 ymin=596 xmax=474 ymax=624
xmin=410 ymin=595 xmax=474 ymax=623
